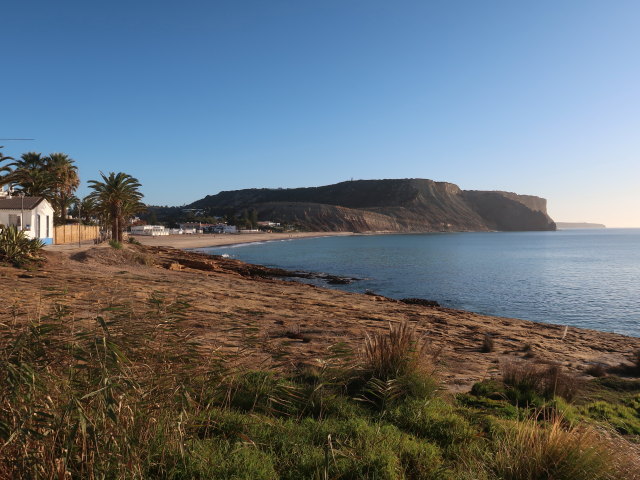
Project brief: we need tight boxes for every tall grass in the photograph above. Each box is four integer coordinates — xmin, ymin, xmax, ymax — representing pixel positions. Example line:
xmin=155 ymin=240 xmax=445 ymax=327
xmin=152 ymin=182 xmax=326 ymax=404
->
xmin=501 ymin=361 xmax=582 ymax=405
xmin=357 ymin=321 xmax=440 ymax=408
xmin=489 ymin=414 xmax=638 ymax=480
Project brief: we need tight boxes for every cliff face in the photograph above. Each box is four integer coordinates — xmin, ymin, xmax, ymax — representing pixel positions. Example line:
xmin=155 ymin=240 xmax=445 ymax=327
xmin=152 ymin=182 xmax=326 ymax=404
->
xmin=189 ymin=179 xmax=556 ymax=232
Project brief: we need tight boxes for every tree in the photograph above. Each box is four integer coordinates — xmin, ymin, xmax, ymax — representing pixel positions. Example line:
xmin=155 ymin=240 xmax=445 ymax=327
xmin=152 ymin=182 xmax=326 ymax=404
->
xmin=3 ymin=152 xmax=80 ymax=221
xmin=69 ymin=195 xmax=99 ymax=225
xmin=45 ymin=153 xmax=80 ymax=220
xmin=87 ymin=172 xmax=144 ymax=242
xmin=0 ymin=147 xmax=13 ymax=188
xmin=4 ymin=152 xmax=53 ymax=197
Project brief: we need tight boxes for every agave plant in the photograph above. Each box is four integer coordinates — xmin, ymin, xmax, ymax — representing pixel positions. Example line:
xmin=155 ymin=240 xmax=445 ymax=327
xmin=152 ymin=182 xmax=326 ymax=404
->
xmin=0 ymin=226 xmax=45 ymax=266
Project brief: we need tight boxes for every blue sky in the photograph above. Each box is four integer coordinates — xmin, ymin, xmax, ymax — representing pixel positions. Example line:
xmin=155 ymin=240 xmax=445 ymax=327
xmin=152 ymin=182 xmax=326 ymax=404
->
xmin=1 ymin=1 xmax=639 ymax=226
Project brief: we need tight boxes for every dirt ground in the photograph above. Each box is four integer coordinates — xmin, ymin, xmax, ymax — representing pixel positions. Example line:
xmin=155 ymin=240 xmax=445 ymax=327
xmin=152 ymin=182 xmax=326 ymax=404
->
xmin=2 ymin=243 xmax=639 ymax=392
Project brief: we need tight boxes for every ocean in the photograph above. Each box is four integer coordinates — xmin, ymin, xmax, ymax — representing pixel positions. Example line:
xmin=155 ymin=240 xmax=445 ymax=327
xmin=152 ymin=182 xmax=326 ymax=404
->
xmin=197 ymin=229 xmax=640 ymax=337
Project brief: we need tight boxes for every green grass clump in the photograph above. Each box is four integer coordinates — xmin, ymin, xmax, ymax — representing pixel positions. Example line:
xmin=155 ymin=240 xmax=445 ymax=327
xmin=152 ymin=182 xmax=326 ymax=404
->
xmin=456 ymin=393 xmax=520 ymax=420
xmin=579 ymin=398 xmax=640 ymax=435
xmin=388 ymin=400 xmax=478 ymax=463
xmin=193 ymin=408 xmax=447 ymax=479
xmin=109 ymin=238 xmax=123 ymax=249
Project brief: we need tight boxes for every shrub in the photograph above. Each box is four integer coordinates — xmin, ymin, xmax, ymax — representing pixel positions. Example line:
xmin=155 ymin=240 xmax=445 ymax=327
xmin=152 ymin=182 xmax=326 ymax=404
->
xmin=0 ymin=226 xmax=44 ymax=266
xmin=108 ymin=239 xmax=123 ymax=249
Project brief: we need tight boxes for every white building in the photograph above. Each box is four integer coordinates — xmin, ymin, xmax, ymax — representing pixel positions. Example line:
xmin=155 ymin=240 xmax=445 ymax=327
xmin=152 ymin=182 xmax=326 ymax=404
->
xmin=0 ymin=194 xmax=55 ymax=244
xmin=130 ymin=225 xmax=169 ymax=236
xmin=211 ymin=224 xmax=237 ymax=234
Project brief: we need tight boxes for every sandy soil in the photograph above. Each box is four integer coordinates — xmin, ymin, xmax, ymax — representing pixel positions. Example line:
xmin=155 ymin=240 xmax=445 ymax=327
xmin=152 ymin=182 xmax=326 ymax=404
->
xmin=3 ymin=243 xmax=639 ymax=393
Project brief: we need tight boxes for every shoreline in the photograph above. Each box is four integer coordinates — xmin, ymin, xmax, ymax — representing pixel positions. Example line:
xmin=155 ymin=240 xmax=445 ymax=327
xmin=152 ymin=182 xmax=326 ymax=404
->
xmin=5 ymin=242 xmax=640 ymax=393
xmin=134 ymin=231 xmax=358 ymax=249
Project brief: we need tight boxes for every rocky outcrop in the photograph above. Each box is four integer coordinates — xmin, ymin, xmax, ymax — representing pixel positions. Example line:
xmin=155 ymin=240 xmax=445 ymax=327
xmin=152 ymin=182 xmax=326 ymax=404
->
xmin=189 ymin=178 xmax=556 ymax=232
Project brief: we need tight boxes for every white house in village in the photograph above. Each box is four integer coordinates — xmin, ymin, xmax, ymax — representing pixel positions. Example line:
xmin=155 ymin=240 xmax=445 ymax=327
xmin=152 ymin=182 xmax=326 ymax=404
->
xmin=130 ymin=225 xmax=169 ymax=236
xmin=0 ymin=192 xmax=55 ymax=244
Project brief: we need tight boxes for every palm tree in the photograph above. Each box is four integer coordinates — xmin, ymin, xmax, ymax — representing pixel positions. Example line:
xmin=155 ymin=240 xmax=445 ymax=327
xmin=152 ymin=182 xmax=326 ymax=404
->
xmin=45 ymin=153 xmax=80 ymax=220
xmin=5 ymin=152 xmax=53 ymax=197
xmin=87 ymin=172 xmax=144 ymax=242
xmin=69 ymin=195 xmax=99 ymax=225
xmin=0 ymin=147 xmax=14 ymax=189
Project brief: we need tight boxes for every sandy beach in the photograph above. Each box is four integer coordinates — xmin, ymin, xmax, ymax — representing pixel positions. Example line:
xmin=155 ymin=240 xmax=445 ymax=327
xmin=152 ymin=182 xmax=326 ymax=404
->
xmin=134 ymin=231 xmax=356 ymax=249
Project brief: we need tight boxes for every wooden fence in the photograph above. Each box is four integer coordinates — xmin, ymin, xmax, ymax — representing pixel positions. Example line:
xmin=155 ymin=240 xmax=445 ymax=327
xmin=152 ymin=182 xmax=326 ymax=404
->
xmin=54 ymin=225 xmax=100 ymax=245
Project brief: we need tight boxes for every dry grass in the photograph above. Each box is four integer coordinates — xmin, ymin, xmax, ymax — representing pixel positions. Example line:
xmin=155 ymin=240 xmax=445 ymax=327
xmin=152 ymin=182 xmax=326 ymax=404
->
xmin=481 ymin=333 xmax=495 ymax=353
xmin=361 ymin=321 xmax=436 ymax=381
xmin=490 ymin=414 xmax=640 ymax=480
xmin=502 ymin=361 xmax=582 ymax=403
xmin=358 ymin=321 xmax=440 ymax=409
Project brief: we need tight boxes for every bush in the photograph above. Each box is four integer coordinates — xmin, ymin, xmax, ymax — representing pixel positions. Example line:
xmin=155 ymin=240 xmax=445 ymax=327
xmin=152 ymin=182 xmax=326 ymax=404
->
xmin=0 ymin=226 xmax=44 ymax=266
xmin=108 ymin=239 xmax=123 ymax=249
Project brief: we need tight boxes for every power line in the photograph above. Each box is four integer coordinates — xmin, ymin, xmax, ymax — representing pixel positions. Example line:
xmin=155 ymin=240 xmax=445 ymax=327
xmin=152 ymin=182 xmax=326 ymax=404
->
xmin=0 ymin=138 xmax=35 ymax=141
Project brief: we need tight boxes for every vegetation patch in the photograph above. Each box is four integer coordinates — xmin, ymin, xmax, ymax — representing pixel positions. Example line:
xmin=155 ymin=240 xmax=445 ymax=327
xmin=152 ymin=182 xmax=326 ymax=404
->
xmin=0 ymin=295 xmax=637 ymax=479
xmin=0 ymin=225 xmax=44 ymax=267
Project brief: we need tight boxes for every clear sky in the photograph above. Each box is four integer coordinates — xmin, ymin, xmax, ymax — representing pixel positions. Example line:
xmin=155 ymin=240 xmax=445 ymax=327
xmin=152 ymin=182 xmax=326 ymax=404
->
xmin=1 ymin=1 xmax=639 ymax=226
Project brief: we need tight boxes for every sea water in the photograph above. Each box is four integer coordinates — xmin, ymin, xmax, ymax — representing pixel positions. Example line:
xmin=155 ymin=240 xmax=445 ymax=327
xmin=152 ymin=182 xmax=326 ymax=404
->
xmin=198 ymin=229 xmax=640 ymax=337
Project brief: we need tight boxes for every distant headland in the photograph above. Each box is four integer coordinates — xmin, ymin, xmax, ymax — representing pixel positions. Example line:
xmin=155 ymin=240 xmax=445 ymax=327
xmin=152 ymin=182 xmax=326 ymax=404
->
xmin=172 ymin=178 xmax=556 ymax=233
xmin=556 ymin=222 xmax=606 ymax=229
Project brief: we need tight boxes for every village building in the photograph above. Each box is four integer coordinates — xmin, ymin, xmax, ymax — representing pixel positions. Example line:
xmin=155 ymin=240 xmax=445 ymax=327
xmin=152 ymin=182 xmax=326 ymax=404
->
xmin=209 ymin=224 xmax=237 ymax=234
xmin=130 ymin=225 xmax=169 ymax=236
xmin=0 ymin=193 xmax=55 ymax=244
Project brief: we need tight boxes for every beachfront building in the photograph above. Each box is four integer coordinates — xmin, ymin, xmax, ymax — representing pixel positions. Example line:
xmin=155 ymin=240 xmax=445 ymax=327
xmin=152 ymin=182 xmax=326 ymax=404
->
xmin=130 ymin=225 xmax=169 ymax=236
xmin=178 ymin=222 xmax=209 ymax=234
xmin=0 ymin=193 xmax=55 ymax=244
xmin=210 ymin=224 xmax=237 ymax=234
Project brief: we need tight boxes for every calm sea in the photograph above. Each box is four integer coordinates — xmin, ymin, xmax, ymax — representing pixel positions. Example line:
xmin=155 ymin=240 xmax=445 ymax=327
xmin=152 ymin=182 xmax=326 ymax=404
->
xmin=197 ymin=229 xmax=640 ymax=337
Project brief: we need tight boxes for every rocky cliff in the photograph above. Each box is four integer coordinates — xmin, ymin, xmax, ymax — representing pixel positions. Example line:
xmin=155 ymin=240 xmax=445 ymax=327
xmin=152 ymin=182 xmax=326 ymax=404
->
xmin=188 ymin=179 xmax=556 ymax=232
